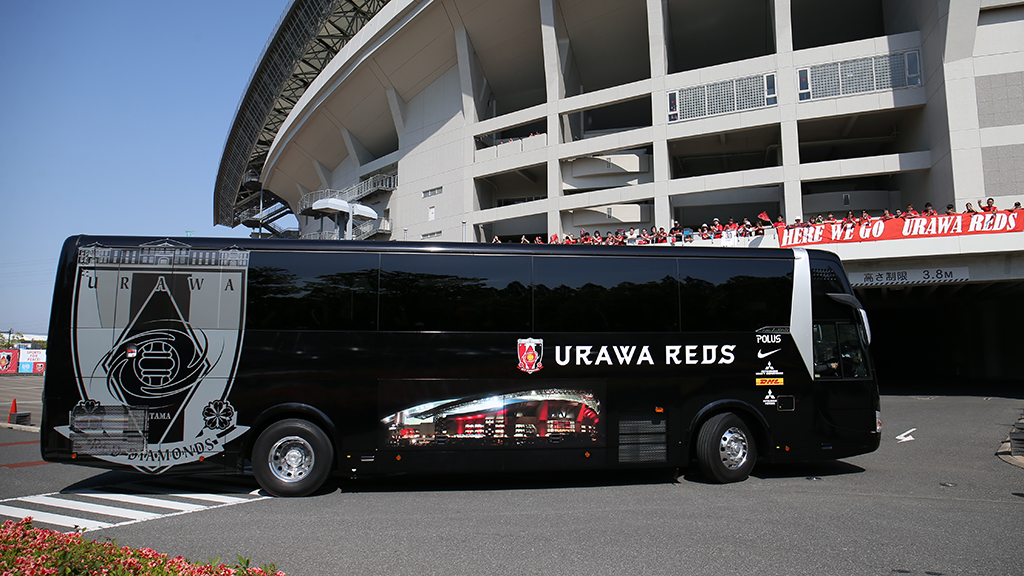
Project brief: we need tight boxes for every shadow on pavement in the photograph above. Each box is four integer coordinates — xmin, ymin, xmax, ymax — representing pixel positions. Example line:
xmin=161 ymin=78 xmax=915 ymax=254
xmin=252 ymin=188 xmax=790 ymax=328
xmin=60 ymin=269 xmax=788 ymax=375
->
xmin=879 ymin=379 xmax=1024 ymax=399
xmin=60 ymin=470 xmax=262 ymax=494
xmin=330 ymin=467 xmax=680 ymax=494
xmin=751 ymin=459 xmax=865 ymax=480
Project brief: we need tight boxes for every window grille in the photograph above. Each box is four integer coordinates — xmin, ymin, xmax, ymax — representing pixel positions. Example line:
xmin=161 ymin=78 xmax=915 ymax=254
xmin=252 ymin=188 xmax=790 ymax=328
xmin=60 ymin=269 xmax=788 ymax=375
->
xmin=422 ymin=186 xmax=442 ymax=198
xmin=811 ymin=63 xmax=841 ymax=99
xmin=678 ymin=85 xmax=707 ymax=120
xmin=736 ymin=75 xmax=765 ymax=110
xmin=706 ymin=80 xmax=736 ymax=116
xmin=669 ymin=73 xmax=778 ymax=123
xmin=841 ymin=58 xmax=875 ymax=95
xmin=874 ymin=55 xmax=899 ymax=90
xmin=421 ymin=231 xmax=442 ymax=239
xmin=800 ymin=50 xmax=920 ymax=103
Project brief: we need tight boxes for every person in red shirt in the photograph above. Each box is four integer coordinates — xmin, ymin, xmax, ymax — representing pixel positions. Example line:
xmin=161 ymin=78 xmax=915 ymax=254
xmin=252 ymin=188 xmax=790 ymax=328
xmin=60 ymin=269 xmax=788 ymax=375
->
xmin=979 ymin=197 xmax=998 ymax=212
xmin=860 ymin=210 xmax=873 ymax=223
xmin=772 ymin=215 xmax=786 ymax=236
xmin=921 ymin=203 xmax=937 ymax=217
xmin=825 ymin=212 xmax=838 ymax=223
xmin=881 ymin=209 xmax=894 ymax=220
xmin=904 ymin=203 xmax=919 ymax=217
xmin=740 ymin=217 xmax=754 ymax=237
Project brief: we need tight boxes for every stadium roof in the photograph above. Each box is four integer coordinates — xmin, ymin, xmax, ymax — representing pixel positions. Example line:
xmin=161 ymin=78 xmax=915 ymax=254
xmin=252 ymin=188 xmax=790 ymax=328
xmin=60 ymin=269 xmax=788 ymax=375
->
xmin=214 ymin=0 xmax=390 ymax=227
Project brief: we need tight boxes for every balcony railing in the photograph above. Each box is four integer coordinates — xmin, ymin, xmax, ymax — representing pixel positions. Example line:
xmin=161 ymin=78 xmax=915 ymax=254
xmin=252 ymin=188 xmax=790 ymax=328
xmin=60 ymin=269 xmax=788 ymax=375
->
xmin=299 ymin=218 xmax=392 ymax=241
xmin=297 ymin=173 xmax=397 ymax=215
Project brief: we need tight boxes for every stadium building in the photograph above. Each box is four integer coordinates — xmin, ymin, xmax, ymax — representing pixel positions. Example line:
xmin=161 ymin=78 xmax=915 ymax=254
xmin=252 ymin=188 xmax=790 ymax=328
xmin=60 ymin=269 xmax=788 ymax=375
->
xmin=215 ymin=0 xmax=1024 ymax=385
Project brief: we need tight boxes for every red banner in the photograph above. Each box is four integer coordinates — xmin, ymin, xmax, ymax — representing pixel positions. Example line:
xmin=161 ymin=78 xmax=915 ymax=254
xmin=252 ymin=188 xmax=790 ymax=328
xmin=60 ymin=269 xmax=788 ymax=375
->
xmin=779 ymin=211 xmax=1023 ymax=248
xmin=0 ymin=350 xmax=18 ymax=374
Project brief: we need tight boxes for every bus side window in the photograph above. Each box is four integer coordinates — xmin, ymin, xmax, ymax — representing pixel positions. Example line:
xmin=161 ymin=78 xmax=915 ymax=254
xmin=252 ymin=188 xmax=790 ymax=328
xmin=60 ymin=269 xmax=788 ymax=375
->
xmin=814 ymin=322 xmax=870 ymax=379
xmin=837 ymin=323 xmax=869 ymax=378
xmin=813 ymin=323 xmax=840 ymax=378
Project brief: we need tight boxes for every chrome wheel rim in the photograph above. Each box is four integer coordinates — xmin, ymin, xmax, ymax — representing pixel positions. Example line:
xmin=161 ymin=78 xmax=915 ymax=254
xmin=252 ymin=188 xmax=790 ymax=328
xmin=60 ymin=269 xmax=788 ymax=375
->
xmin=719 ymin=426 xmax=749 ymax=469
xmin=268 ymin=436 xmax=314 ymax=483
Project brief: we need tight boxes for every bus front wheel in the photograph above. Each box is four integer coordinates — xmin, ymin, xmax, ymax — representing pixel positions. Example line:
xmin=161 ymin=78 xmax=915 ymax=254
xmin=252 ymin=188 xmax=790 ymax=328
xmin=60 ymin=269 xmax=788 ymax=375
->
xmin=696 ymin=412 xmax=757 ymax=483
xmin=252 ymin=419 xmax=333 ymax=497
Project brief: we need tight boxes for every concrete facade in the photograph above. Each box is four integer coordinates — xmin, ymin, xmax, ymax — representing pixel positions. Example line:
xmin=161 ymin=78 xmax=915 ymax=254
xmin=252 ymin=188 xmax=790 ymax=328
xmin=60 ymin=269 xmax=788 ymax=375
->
xmin=253 ymin=0 xmax=1024 ymax=253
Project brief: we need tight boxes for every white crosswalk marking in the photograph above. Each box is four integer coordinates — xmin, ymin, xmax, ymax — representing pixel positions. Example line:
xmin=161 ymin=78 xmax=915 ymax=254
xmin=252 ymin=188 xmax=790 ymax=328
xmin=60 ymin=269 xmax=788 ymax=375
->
xmin=74 ymin=490 xmax=209 ymax=512
xmin=0 ymin=477 xmax=269 ymax=532
xmin=144 ymin=491 xmax=249 ymax=504
xmin=0 ymin=504 xmax=112 ymax=531
xmin=20 ymin=495 xmax=163 ymax=521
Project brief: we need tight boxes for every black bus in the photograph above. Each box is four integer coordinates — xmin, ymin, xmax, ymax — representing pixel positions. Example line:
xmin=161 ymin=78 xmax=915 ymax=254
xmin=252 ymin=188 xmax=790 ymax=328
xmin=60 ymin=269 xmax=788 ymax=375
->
xmin=41 ymin=235 xmax=880 ymax=496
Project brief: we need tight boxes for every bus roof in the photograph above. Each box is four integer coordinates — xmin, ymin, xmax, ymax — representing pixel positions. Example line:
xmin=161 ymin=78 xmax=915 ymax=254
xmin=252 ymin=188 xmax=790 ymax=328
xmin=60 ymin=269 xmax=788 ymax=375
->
xmin=65 ymin=235 xmax=837 ymax=262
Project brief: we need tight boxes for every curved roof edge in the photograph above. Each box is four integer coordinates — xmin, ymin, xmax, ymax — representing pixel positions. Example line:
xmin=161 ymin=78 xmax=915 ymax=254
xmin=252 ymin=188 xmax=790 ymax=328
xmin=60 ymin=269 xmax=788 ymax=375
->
xmin=214 ymin=0 xmax=391 ymax=227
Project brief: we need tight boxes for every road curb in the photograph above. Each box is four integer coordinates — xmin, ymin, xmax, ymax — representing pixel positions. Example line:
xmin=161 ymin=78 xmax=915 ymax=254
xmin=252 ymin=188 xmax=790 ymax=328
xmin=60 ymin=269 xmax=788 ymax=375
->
xmin=0 ymin=421 xmax=39 ymax=433
xmin=996 ymin=438 xmax=1024 ymax=469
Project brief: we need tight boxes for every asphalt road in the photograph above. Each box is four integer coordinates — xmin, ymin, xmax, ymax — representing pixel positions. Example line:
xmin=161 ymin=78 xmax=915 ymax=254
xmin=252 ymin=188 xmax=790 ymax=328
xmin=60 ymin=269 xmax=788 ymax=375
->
xmin=2 ymin=394 xmax=1022 ymax=575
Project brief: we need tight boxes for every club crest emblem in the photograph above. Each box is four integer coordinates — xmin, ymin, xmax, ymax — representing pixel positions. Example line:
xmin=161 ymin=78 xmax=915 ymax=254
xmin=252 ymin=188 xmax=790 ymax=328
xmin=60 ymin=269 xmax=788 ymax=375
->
xmin=59 ymin=241 xmax=250 ymax=474
xmin=517 ymin=338 xmax=543 ymax=374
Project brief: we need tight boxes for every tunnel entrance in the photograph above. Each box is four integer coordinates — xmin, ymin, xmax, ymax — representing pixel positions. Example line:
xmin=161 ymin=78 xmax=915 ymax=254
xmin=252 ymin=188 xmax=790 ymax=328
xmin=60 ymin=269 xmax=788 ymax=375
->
xmin=857 ymin=280 xmax=1024 ymax=395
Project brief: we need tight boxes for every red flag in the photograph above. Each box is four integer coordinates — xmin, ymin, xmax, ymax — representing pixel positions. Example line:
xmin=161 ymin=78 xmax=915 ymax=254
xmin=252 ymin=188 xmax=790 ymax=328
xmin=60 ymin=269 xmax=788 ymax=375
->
xmin=758 ymin=211 xmax=770 ymax=222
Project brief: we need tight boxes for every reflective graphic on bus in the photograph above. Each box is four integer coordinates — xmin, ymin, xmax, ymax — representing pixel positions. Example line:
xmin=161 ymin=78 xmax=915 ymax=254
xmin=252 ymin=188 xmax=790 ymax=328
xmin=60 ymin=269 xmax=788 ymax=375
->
xmin=382 ymin=389 xmax=601 ymax=448
xmin=56 ymin=241 xmax=249 ymax=473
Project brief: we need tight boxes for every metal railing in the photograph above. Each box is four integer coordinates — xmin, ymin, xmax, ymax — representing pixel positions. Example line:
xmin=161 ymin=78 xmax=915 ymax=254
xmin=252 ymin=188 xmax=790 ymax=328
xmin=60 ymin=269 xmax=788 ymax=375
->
xmin=354 ymin=217 xmax=391 ymax=240
xmin=299 ymin=218 xmax=392 ymax=241
xmin=297 ymin=173 xmax=397 ymax=214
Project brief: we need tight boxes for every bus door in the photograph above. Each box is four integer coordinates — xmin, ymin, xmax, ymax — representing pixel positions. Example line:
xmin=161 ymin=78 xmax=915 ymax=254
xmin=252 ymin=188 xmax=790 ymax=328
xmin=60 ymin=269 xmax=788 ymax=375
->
xmin=810 ymin=287 xmax=878 ymax=448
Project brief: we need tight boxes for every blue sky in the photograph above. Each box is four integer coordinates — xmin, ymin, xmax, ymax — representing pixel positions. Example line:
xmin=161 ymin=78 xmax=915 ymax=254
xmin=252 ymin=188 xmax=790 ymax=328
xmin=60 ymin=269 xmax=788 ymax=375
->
xmin=0 ymin=1 xmax=288 ymax=335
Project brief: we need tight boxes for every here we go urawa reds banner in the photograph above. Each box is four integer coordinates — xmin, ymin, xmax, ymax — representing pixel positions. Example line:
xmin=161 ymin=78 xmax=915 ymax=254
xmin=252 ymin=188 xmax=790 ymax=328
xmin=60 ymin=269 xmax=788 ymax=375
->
xmin=779 ymin=211 xmax=1023 ymax=248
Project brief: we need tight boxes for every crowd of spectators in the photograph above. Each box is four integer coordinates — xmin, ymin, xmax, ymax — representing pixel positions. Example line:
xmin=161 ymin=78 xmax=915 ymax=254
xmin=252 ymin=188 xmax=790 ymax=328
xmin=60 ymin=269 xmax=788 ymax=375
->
xmin=489 ymin=198 xmax=1022 ymax=245
xmin=774 ymin=197 xmax=1022 ymax=232
xmin=493 ymin=226 xmax=679 ymax=245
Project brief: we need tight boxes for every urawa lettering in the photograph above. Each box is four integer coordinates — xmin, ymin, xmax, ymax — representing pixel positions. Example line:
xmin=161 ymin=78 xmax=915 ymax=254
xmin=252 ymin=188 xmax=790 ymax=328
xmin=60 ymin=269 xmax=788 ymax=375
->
xmin=554 ymin=344 xmax=736 ymax=366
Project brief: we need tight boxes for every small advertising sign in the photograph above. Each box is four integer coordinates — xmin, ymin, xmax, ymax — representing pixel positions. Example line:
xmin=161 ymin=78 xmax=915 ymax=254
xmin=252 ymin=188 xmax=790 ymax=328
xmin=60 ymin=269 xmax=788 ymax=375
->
xmin=17 ymin=350 xmax=46 ymax=373
xmin=0 ymin=350 xmax=19 ymax=374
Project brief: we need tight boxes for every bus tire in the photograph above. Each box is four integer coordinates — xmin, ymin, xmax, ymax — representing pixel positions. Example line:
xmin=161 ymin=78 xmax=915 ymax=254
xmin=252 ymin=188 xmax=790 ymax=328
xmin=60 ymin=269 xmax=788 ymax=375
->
xmin=252 ymin=419 xmax=333 ymax=497
xmin=696 ymin=412 xmax=757 ymax=483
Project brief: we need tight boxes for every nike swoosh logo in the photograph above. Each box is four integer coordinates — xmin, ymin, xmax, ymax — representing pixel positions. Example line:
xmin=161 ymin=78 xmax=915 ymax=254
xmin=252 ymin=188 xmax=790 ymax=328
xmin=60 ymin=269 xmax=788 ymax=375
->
xmin=757 ymin=348 xmax=781 ymax=359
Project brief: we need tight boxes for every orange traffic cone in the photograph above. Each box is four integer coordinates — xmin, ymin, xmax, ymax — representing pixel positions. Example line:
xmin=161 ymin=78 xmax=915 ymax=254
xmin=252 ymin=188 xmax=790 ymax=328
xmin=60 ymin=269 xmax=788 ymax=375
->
xmin=6 ymin=399 xmax=15 ymax=424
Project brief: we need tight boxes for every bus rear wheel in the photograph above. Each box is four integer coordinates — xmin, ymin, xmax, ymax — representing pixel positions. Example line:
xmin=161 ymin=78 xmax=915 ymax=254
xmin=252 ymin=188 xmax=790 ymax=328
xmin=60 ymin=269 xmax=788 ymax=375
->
xmin=696 ymin=412 xmax=756 ymax=483
xmin=252 ymin=419 xmax=333 ymax=497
